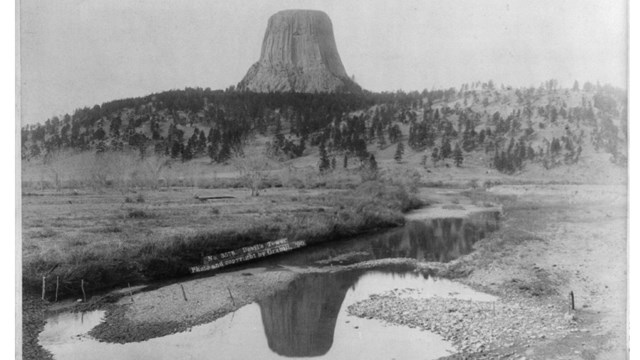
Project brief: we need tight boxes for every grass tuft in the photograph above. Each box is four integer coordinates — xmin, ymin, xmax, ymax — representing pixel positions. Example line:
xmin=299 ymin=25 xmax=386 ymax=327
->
xmin=90 ymin=225 xmax=123 ymax=233
xmin=127 ymin=210 xmax=150 ymax=219
xmin=31 ymin=228 xmax=57 ymax=238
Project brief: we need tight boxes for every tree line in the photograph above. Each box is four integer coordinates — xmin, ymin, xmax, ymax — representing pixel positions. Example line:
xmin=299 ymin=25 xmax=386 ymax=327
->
xmin=22 ymin=81 xmax=627 ymax=174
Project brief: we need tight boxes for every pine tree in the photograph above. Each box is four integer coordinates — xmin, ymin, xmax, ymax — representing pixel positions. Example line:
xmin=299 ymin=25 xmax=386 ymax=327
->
xmin=493 ymin=149 xmax=501 ymax=170
xmin=550 ymin=107 xmax=558 ymax=122
xmin=507 ymin=137 xmax=515 ymax=154
xmin=367 ymin=123 xmax=375 ymax=142
xmin=368 ymin=153 xmax=378 ymax=171
xmin=130 ymin=133 xmax=148 ymax=159
xmin=198 ymin=131 xmax=207 ymax=154
xmin=110 ymin=117 xmax=121 ymax=138
xmin=26 ymin=143 xmax=39 ymax=158
xmin=181 ymin=142 xmax=193 ymax=162
xmin=207 ymin=143 xmax=217 ymax=161
xmin=527 ymin=145 xmax=535 ymax=160
xmin=318 ymin=142 xmax=330 ymax=172
xmin=394 ymin=141 xmax=405 ymax=163
xmin=170 ymin=140 xmax=182 ymax=158
xmin=216 ymin=140 xmax=231 ymax=163
xmin=431 ymin=147 xmax=440 ymax=167
xmin=377 ymin=131 xmax=387 ymax=149
xmin=93 ymin=128 xmax=106 ymax=141
xmin=453 ymin=143 xmax=463 ymax=167
xmin=440 ymin=138 xmax=452 ymax=159
xmin=151 ymin=120 xmax=161 ymax=140
xmin=478 ymin=129 xmax=486 ymax=144
xmin=389 ymin=124 xmax=402 ymax=143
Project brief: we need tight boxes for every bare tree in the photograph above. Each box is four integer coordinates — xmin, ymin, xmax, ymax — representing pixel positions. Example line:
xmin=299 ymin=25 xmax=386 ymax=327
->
xmin=232 ymin=153 xmax=277 ymax=196
xmin=42 ymin=150 xmax=61 ymax=191
xmin=142 ymin=155 xmax=170 ymax=189
xmin=84 ymin=151 xmax=135 ymax=190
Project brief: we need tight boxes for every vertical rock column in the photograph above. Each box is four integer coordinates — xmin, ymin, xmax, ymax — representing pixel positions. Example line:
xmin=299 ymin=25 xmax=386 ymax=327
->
xmin=238 ymin=10 xmax=359 ymax=93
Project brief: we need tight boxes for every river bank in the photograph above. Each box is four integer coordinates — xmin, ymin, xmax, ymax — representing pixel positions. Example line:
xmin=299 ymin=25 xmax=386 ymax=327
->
xmin=30 ymin=186 xmax=501 ymax=348
xmin=25 ymin=184 xmax=626 ymax=360
xmin=21 ymin=180 xmax=424 ymax=359
xmin=22 ymin=180 xmax=422 ymax=298
xmin=348 ymin=184 xmax=627 ymax=359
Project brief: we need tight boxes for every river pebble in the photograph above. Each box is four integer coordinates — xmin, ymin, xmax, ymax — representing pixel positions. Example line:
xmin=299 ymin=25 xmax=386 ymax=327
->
xmin=347 ymin=292 xmax=576 ymax=355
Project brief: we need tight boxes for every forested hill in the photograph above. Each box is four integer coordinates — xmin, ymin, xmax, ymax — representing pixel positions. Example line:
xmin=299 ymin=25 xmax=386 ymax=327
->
xmin=21 ymin=81 xmax=627 ymax=175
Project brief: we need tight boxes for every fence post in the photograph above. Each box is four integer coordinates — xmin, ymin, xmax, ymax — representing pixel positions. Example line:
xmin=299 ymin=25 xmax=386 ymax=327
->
xmin=81 ymin=279 xmax=87 ymax=302
xmin=41 ymin=276 xmax=46 ymax=301
xmin=180 ymin=284 xmax=188 ymax=302
xmin=569 ymin=291 xmax=575 ymax=310
xmin=128 ymin=283 xmax=135 ymax=303
xmin=55 ymin=276 xmax=59 ymax=302
xmin=227 ymin=287 xmax=236 ymax=306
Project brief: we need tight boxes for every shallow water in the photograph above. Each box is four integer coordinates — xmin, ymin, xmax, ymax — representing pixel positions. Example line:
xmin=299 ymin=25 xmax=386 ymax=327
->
xmin=39 ymin=212 xmax=500 ymax=359
xmin=254 ymin=211 xmax=500 ymax=267
xmin=40 ymin=271 xmax=496 ymax=360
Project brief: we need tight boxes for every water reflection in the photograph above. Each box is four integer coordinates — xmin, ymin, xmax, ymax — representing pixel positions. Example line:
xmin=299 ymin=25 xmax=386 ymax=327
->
xmin=263 ymin=212 xmax=500 ymax=267
xmin=370 ymin=215 xmax=496 ymax=262
xmin=257 ymin=270 xmax=497 ymax=358
xmin=253 ymin=213 xmax=500 ymax=357
xmin=38 ymin=213 xmax=500 ymax=360
xmin=40 ymin=271 xmax=498 ymax=360
xmin=39 ymin=311 xmax=105 ymax=346
xmin=370 ymin=213 xmax=499 ymax=263
xmin=258 ymin=271 xmax=361 ymax=357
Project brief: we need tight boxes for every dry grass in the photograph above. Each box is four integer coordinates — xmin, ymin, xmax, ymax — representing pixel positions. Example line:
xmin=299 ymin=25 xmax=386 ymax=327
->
xmin=22 ymin=180 xmax=422 ymax=299
xmin=22 ymin=151 xmax=378 ymax=193
xmin=21 ymin=149 xmax=427 ymax=298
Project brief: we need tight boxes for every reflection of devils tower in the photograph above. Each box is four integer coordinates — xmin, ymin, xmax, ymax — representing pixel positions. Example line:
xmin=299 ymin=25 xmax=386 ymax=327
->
xmin=258 ymin=271 xmax=360 ymax=357
xmin=369 ymin=214 xmax=499 ymax=262
xmin=238 ymin=10 xmax=360 ymax=93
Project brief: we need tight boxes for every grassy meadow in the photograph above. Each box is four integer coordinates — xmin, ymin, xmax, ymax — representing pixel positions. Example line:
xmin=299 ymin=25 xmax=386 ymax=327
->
xmin=21 ymin=123 xmax=625 ymax=300
xmin=21 ymin=151 xmax=425 ymax=299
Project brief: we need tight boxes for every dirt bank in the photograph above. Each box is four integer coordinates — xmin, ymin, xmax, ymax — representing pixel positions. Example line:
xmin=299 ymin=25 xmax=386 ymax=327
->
xmin=348 ymin=184 xmax=627 ymax=359
xmin=88 ymin=266 xmax=305 ymax=342
xmin=22 ymin=298 xmax=54 ymax=360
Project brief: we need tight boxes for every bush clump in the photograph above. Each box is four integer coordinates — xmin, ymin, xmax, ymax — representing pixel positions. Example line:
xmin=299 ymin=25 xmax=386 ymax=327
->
xmin=354 ymin=181 xmax=423 ymax=212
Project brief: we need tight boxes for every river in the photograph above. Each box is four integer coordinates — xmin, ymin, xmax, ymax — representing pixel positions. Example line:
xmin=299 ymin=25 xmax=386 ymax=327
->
xmin=39 ymin=211 xmax=500 ymax=360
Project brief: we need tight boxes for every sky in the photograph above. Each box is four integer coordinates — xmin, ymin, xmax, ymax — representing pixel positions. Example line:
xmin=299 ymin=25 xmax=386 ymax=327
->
xmin=19 ymin=0 xmax=627 ymax=125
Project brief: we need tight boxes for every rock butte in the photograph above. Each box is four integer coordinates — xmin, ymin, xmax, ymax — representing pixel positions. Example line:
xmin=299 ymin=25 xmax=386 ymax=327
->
xmin=238 ymin=10 xmax=360 ymax=93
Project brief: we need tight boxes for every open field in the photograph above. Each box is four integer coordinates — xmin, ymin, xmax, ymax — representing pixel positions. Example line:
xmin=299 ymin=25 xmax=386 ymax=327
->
xmin=25 ymin=183 xmax=628 ymax=360
xmin=21 ymin=148 xmax=626 ymax=298
xmin=20 ymin=150 xmax=627 ymax=360
xmin=20 ymin=168 xmax=425 ymax=359
xmin=22 ymin=178 xmax=423 ymax=299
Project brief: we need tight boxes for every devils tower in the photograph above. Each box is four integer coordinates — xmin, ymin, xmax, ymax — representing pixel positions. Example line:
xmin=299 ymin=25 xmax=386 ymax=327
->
xmin=238 ymin=10 xmax=359 ymax=93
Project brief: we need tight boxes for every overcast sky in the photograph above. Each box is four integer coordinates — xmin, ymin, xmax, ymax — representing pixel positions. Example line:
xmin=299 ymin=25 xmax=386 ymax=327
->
xmin=19 ymin=0 xmax=627 ymax=125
